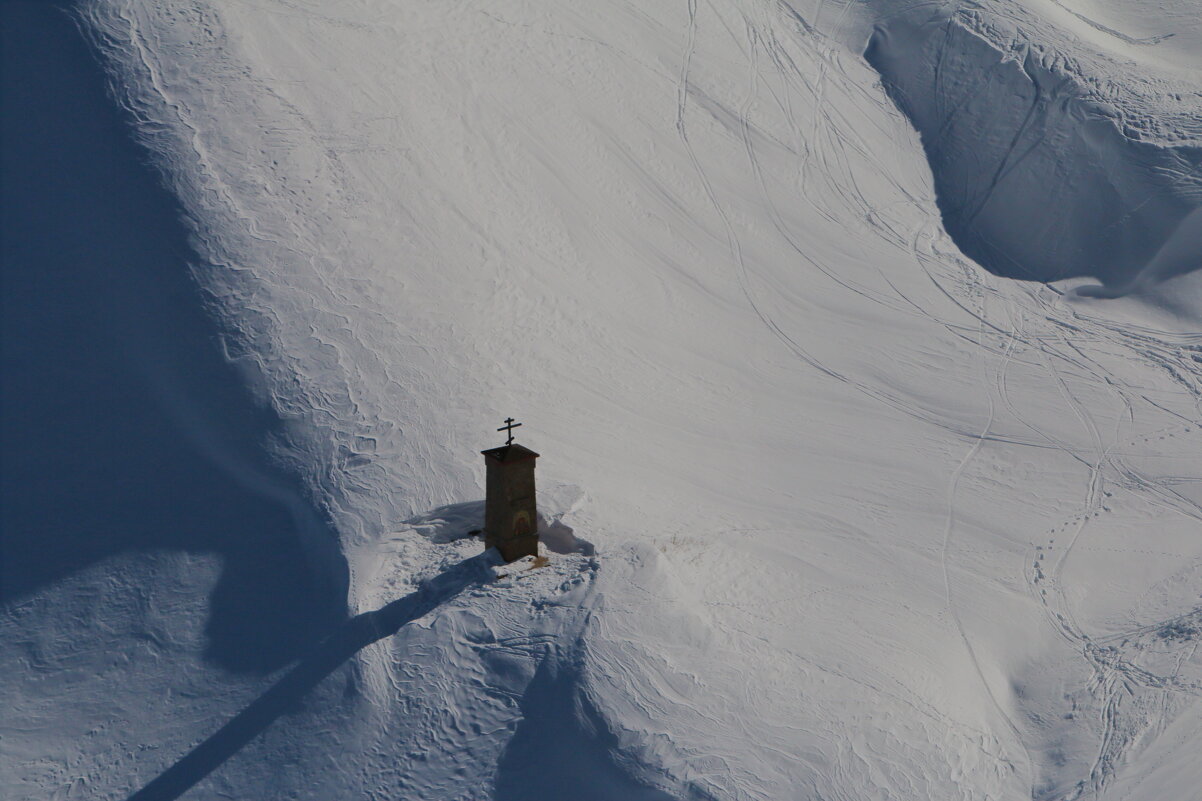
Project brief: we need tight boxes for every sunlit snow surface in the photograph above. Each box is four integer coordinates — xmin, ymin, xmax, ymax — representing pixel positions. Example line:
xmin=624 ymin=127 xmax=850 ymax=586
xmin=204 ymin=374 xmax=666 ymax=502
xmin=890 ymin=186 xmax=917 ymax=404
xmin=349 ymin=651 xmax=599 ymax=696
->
xmin=6 ymin=1 xmax=1202 ymax=799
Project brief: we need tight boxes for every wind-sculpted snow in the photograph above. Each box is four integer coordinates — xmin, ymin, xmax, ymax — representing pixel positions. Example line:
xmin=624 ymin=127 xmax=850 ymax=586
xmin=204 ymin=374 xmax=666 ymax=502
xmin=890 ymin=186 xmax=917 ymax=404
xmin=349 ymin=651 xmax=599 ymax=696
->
xmin=864 ymin=3 xmax=1202 ymax=291
xmin=6 ymin=1 xmax=1201 ymax=799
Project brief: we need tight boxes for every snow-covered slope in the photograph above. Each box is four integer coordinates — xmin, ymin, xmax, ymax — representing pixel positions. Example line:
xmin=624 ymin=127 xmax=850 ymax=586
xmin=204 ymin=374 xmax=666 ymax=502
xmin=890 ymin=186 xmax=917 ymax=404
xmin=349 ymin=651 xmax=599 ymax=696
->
xmin=862 ymin=0 xmax=1202 ymax=291
xmin=4 ymin=1 xmax=1200 ymax=799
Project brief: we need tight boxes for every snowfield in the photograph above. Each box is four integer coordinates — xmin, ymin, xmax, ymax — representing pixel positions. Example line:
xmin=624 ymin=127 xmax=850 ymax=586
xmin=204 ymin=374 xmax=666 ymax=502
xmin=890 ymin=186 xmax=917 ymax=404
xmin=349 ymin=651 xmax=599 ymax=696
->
xmin=3 ymin=1 xmax=1200 ymax=799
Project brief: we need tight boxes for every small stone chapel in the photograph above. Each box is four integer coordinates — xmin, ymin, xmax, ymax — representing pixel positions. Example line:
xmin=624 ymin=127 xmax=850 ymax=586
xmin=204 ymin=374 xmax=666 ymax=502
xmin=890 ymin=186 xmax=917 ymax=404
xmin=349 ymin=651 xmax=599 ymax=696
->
xmin=481 ymin=418 xmax=539 ymax=562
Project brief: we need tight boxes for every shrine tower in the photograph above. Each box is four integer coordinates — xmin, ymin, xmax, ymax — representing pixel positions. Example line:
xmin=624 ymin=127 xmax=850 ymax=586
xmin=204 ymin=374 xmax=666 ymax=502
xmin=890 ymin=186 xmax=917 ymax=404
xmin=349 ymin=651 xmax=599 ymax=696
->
xmin=482 ymin=419 xmax=539 ymax=562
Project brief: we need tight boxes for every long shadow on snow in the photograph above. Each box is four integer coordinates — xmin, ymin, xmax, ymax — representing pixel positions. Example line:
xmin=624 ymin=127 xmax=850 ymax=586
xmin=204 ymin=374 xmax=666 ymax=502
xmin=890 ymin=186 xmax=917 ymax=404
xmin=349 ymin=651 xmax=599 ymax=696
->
xmin=125 ymin=555 xmax=495 ymax=801
xmin=0 ymin=2 xmax=345 ymax=672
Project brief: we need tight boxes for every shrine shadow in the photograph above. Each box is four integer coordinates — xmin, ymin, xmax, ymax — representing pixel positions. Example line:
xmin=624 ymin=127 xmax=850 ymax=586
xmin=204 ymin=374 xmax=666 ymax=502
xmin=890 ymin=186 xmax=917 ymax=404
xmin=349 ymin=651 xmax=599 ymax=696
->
xmin=126 ymin=554 xmax=494 ymax=801
xmin=0 ymin=1 xmax=344 ymax=672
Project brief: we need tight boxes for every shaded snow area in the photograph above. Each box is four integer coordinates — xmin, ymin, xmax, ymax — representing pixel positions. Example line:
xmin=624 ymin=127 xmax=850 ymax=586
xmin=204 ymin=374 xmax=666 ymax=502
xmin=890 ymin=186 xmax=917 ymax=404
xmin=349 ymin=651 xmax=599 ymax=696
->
xmin=3 ymin=1 xmax=1200 ymax=800
xmin=863 ymin=1 xmax=1202 ymax=291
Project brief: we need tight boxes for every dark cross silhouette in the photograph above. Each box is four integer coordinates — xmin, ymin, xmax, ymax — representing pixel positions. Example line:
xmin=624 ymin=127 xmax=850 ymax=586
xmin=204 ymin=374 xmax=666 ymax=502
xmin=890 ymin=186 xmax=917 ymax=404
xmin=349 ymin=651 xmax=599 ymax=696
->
xmin=498 ymin=417 xmax=522 ymax=446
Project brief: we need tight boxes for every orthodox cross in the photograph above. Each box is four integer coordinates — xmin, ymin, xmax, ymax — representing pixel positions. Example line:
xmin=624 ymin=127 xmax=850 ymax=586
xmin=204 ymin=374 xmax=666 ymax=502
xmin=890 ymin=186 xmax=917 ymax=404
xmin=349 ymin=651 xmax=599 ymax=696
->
xmin=498 ymin=417 xmax=522 ymax=446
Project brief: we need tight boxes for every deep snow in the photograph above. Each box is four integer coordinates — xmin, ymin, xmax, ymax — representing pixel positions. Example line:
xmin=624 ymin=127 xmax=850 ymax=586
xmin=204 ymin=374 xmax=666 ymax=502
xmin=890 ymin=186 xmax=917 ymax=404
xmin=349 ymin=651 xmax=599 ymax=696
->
xmin=3 ymin=1 xmax=1200 ymax=800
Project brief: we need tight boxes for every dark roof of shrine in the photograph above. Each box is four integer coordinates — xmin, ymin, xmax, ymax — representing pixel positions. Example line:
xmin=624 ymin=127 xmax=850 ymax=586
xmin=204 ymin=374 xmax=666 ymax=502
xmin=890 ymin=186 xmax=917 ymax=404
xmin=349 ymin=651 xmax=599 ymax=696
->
xmin=481 ymin=443 xmax=540 ymax=463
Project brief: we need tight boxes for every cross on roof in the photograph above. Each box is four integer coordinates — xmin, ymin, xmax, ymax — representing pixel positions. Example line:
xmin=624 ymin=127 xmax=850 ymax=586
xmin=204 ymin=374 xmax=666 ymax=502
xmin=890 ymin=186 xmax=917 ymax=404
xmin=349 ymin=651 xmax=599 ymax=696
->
xmin=497 ymin=417 xmax=522 ymax=446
